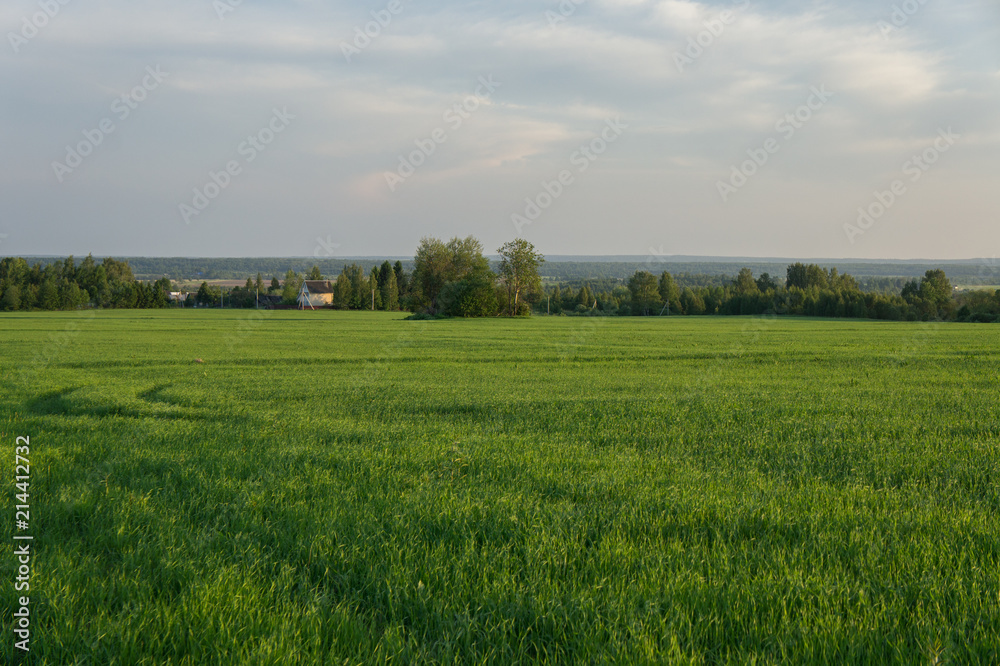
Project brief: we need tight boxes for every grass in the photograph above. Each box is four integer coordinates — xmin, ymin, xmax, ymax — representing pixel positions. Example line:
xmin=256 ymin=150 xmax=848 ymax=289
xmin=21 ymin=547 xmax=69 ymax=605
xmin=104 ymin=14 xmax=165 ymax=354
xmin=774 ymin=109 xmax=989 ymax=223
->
xmin=1 ymin=310 xmax=998 ymax=664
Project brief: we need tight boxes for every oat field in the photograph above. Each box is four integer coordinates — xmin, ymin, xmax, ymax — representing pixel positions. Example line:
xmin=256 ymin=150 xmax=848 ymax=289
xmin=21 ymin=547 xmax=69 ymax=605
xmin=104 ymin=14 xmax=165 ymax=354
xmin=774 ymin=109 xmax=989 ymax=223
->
xmin=2 ymin=310 xmax=998 ymax=664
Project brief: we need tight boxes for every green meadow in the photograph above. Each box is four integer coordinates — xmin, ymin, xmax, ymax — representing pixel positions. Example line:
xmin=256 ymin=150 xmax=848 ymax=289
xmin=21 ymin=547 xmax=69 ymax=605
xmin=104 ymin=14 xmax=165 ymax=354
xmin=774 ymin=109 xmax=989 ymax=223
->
xmin=2 ymin=310 xmax=999 ymax=664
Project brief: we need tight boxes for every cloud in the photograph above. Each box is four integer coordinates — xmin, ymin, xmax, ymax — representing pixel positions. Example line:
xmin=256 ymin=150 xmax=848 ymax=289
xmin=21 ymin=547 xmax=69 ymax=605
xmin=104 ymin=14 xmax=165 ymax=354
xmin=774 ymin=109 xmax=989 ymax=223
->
xmin=1 ymin=0 xmax=997 ymax=258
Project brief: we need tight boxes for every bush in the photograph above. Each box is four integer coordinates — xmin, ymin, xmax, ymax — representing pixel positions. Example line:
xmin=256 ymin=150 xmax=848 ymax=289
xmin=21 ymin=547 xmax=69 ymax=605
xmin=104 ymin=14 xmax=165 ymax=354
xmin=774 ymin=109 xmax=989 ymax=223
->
xmin=438 ymin=272 xmax=498 ymax=318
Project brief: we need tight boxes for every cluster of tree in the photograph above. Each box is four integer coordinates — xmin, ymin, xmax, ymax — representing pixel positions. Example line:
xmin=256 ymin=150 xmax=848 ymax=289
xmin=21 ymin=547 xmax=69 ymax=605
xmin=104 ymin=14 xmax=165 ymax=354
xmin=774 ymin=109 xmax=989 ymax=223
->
xmin=189 ymin=262 xmax=410 ymax=310
xmin=540 ymin=264 xmax=978 ymax=322
xmin=190 ymin=237 xmax=545 ymax=317
xmin=408 ymin=236 xmax=544 ymax=317
xmin=0 ymin=255 xmax=170 ymax=311
xmin=325 ymin=261 xmax=405 ymax=311
xmin=955 ymin=289 xmax=1000 ymax=323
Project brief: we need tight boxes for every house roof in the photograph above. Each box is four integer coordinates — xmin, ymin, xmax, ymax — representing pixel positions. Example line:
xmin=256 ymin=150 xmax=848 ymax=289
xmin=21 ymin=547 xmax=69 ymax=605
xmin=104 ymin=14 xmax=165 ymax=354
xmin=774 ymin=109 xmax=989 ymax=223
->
xmin=301 ymin=280 xmax=334 ymax=294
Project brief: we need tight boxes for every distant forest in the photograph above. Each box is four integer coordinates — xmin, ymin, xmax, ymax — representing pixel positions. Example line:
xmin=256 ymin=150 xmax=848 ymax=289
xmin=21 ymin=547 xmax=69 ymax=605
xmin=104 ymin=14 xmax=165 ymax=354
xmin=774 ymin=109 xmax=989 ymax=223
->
xmin=14 ymin=255 xmax=1000 ymax=286
xmin=2 ymin=251 xmax=1000 ymax=323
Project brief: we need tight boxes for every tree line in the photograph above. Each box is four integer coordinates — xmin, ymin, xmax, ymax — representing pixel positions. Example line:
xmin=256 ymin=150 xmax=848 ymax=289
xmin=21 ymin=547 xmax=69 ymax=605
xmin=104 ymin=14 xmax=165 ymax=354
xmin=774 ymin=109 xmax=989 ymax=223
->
xmin=546 ymin=263 xmax=999 ymax=322
xmin=0 ymin=255 xmax=170 ymax=311
xmin=186 ymin=236 xmax=546 ymax=317
xmin=4 ymin=251 xmax=998 ymax=323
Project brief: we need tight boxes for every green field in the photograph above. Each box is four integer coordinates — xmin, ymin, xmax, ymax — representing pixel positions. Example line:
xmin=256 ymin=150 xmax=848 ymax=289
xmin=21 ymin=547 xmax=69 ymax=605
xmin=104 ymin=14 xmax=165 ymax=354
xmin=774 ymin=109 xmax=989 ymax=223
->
xmin=2 ymin=311 xmax=999 ymax=664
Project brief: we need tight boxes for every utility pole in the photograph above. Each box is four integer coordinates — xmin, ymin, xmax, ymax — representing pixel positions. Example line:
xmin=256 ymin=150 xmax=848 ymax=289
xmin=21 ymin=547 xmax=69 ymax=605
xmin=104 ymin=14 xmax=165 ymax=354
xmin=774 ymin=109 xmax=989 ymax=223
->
xmin=371 ymin=289 xmax=375 ymax=311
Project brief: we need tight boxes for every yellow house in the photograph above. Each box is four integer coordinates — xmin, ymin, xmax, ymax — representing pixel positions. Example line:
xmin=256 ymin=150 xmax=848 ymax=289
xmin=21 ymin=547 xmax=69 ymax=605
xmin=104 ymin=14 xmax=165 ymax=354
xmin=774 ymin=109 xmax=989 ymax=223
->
xmin=297 ymin=280 xmax=334 ymax=308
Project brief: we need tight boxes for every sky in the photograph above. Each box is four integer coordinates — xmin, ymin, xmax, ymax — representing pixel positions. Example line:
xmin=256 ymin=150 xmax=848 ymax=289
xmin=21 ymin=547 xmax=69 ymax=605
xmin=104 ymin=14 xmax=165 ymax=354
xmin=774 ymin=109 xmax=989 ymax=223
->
xmin=1 ymin=0 xmax=998 ymax=260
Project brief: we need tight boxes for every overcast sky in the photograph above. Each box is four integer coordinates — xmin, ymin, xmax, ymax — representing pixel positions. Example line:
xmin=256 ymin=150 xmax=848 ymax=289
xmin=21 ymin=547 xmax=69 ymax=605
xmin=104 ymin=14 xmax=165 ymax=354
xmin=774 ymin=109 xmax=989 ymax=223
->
xmin=2 ymin=0 xmax=998 ymax=259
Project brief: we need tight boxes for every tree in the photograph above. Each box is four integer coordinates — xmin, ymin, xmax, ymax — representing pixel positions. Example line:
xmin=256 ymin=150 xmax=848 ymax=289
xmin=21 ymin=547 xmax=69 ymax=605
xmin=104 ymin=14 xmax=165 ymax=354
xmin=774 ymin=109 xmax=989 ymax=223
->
xmin=680 ymin=287 xmax=706 ymax=315
xmin=343 ymin=264 xmax=367 ymax=309
xmin=734 ymin=268 xmax=759 ymax=295
xmin=60 ymin=281 xmax=85 ymax=310
xmin=549 ymin=285 xmax=563 ymax=313
xmin=413 ymin=236 xmax=491 ymax=313
xmin=497 ymin=238 xmax=544 ymax=316
xmin=805 ymin=264 xmax=829 ymax=290
xmin=380 ymin=264 xmax=399 ymax=311
xmin=393 ymin=260 xmax=407 ymax=294
xmin=1 ymin=283 xmax=20 ymax=311
xmin=658 ymin=272 xmax=681 ymax=313
xmin=255 ymin=273 xmax=264 ymax=292
xmin=756 ymin=272 xmax=778 ymax=292
xmin=196 ymin=282 xmax=214 ymax=306
xmin=369 ymin=268 xmax=382 ymax=310
xmin=628 ymin=270 xmax=661 ymax=315
xmin=440 ymin=270 xmax=498 ymax=317
xmin=920 ymin=269 xmax=953 ymax=318
xmin=307 ymin=265 xmax=322 ymax=281
xmin=38 ymin=278 xmax=60 ymax=310
xmin=269 ymin=277 xmax=280 ymax=294
xmin=281 ymin=270 xmax=301 ymax=305
xmin=334 ymin=272 xmax=352 ymax=309
xmin=413 ymin=237 xmax=450 ymax=309
xmin=786 ymin=263 xmax=808 ymax=290
xmin=244 ymin=278 xmax=254 ymax=291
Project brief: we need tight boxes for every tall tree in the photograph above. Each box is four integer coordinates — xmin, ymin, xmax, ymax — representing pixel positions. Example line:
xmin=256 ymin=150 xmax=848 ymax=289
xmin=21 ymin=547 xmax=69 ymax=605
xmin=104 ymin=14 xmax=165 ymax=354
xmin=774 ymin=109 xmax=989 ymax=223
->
xmin=658 ymin=272 xmax=681 ymax=312
xmin=413 ymin=236 xmax=491 ymax=313
xmin=38 ymin=278 xmax=60 ymax=310
xmin=628 ymin=270 xmax=661 ymax=316
xmin=281 ymin=270 xmax=301 ymax=304
xmin=1 ymin=284 xmax=20 ymax=311
xmin=196 ymin=282 xmax=214 ymax=306
xmin=497 ymin=238 xmax=544 ymax=316
xmin=380 ymin=264 xmax=399 ymax=311
xmin=369 ymin=268 xmax=382 ymax=310
xmin=786 ymin=263 xmax=808 ymax=290
xmin=805 ymin=264 xmax=829 ymax=290
xmin=393 ymin=260 xmax=407 ymax=294
xmin=920 ymin=269 xmax=953 ymax=318
xmin=343 ymin=264 xmax=367 ymax=309
xmin=734 ymin=268 xmax=759 ymax=295
xmin=334 ymin=272 xmax=352 ymax=309
xmin=755 ymin=272 xmax=778 ymax=292
xmin=307 ymin=265 xmax=323 ymax=281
